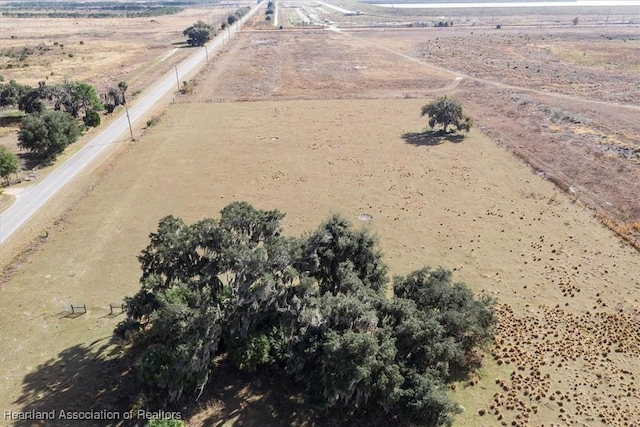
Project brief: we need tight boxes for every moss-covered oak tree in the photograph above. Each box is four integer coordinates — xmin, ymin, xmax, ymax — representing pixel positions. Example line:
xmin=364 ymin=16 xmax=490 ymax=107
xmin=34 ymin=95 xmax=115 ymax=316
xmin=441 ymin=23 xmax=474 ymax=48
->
xmin=117 ymin=202 xmax=495 ymax=425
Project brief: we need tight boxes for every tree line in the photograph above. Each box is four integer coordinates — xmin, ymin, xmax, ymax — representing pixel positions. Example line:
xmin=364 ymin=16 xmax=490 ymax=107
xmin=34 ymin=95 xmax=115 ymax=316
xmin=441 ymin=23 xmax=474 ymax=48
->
xmin=183 ymin=5 xmax=252 ymax=47
xmin=2 ymin=8 xmax=183 ymax=19
xmin=0 ymin=79 xmax=128 ymax=171
xmin=116 ymin=202 xmax=496 ymax=426
xmin=1 ymin=2 xmax=184 ymax=18
xmin=265 ymin=0 xmax=275 ymax=21
xmin=221 ymin=6 xmax=252 ymax=30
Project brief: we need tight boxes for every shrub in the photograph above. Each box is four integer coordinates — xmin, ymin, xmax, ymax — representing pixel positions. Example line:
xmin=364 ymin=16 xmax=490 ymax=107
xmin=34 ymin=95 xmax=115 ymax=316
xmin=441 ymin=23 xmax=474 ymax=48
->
xmin=83 ymin=110 xmax=101 ymax=127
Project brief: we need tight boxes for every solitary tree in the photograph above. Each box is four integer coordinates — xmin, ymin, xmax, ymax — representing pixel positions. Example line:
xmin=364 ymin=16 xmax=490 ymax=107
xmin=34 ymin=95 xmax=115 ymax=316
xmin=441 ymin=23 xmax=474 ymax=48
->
xmin=421 ymin=96 xmax=472 ymax=134
xmin=0 ymin=146 xmax=19 ymax=185
xmin=183 ymin=21 xmax=214 ymax=47
xmin=18 ymin=110 xmax=81 ymax=161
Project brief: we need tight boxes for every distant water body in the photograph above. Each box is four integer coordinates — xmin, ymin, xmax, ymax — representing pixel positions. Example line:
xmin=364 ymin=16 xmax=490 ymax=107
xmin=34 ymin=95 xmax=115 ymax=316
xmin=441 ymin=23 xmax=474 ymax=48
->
xmin=376 ymin=1 xmax=640 ymax=8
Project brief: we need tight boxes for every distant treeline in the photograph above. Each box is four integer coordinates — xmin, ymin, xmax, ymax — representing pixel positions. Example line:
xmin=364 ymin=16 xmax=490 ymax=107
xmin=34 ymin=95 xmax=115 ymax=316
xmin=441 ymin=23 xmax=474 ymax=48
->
xmin=361 ymin=0 xmax=565 ymax=3
xmin=3 ymin=1 xmax=189 ymax=8
xmin=1 ymin=2 xmax=188 ymax=18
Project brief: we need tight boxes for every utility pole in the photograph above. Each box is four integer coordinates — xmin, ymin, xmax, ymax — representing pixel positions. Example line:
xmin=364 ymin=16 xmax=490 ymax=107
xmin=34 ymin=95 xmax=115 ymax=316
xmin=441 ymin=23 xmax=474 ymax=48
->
xmin=205 ymin=45 xmax=209 ymax=62
xmin=125 ymin=106 xmax=134 ymax=141
xmin=174 ymin=65 xmax=180 ymax=91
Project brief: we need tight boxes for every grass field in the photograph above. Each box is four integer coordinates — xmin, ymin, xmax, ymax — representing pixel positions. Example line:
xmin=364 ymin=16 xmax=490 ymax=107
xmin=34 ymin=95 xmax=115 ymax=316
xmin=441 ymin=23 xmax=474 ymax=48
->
xmin=1 ymin=99 xmax=639 ymax=426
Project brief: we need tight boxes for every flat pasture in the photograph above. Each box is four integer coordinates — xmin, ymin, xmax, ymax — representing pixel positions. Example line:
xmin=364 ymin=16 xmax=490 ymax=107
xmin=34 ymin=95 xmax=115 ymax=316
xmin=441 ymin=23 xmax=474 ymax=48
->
xmin=1 ymin=97 xmax=639 ymax=424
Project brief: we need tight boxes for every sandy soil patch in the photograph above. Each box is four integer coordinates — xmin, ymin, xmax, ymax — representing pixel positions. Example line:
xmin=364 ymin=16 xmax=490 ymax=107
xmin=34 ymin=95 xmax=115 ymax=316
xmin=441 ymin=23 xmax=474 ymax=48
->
xmin=187 ymin=30 xmax=454 ymax=102
xmin=183 ymin=27 xmax=640 ymax=241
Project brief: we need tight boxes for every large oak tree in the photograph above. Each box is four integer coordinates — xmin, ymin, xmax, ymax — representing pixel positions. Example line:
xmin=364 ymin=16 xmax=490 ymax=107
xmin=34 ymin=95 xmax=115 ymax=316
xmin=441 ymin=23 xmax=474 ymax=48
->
xmin=117 ymin=202 xmax=495 ymax=425
xmin=421 ymin=96 xmax=472 ymax=134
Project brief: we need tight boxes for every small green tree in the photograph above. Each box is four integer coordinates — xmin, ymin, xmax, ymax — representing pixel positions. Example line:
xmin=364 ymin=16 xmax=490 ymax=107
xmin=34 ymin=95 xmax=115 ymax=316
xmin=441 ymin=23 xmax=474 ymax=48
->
xmin=83 ymin=110 xmax=101 ymax=127
xmin=0 ymin=146 xmax=19 ymax=185
xmin=183 ymin=21 xmax=214 ymax=47
xmin=59 ymin=81 xmax=104 ymax=118
xmin=421 ymin=96 xmax=472 ymax=134
xmin=118 ymin=81 xmax=129 ymax=104
xmin=18 ymin=110 xmax=81 ymax=161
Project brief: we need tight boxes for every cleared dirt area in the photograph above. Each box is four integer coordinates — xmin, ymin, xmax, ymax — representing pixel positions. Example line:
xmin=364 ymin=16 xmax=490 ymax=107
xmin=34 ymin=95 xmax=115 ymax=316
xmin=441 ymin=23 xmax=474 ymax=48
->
xmin=188 ymin=30 xmax=454 ymax=101
xmin=1 ymin=9 xmax=639 ymax=427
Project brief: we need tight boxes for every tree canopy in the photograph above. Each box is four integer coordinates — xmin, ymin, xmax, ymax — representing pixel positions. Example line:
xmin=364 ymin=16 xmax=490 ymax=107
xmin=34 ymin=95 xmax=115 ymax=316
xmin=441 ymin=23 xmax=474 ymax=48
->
xmin=18 ymin=110 xmax=81 ymax=160
xmin=0 ymin=80 xmax=32 ymax=108
xmin=7 ymin=80 xmax=103 ymax=120
xmin=117 ymin=202 xmax=495 ymax=425
xmin=183 ymin=21 xmax=214 ymax=47
xmin=103 ymin=81 xmax=129 ymax=112
xmin=56 ymin=81 xmax=104 ymax=119
xmin=0 ymin=145 xmax=19 ymax=184
xmin=420 ymin=96 xmax=472 ymax=134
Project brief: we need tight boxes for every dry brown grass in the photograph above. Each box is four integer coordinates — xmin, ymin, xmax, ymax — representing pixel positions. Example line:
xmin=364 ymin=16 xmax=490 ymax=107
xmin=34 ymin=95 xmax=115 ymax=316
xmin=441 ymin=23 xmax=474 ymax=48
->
xmin=1 ymin=13 xmax=639 ymax=427
xmin=597 ymin=215 xmax=640 ymax=250
xmin=0 ymin=7 xmax=228 ymax=91
xmin=1 ymin=98 xmax=639 ymax=426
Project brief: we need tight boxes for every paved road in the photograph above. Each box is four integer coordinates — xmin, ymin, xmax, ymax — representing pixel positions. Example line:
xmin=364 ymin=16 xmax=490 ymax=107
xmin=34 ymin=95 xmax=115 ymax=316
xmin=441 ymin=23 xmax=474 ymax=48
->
xmin=376 ymin=1 xmax=640 ymax=8
xmin=0 ymin=8 xmax=258 ymax=245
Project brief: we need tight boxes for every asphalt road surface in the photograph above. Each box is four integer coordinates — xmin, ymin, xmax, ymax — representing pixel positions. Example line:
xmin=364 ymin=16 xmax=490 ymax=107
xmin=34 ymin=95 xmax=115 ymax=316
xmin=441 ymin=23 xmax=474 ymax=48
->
xmin=0 ymin=8 xmax=258 ymax=245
